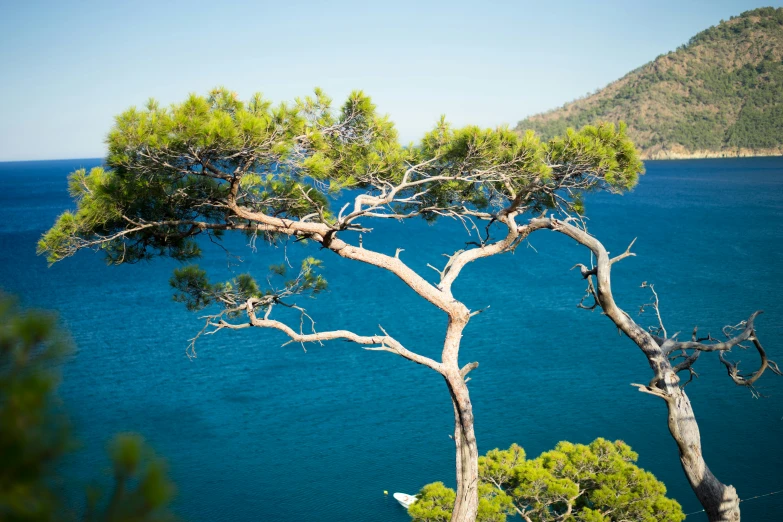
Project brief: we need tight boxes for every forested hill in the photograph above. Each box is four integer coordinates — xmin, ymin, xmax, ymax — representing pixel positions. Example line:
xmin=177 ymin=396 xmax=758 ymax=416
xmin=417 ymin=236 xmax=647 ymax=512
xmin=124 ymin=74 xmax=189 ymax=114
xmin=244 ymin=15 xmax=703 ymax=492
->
xmin=516 ymin=7 xmax=783 ymax=159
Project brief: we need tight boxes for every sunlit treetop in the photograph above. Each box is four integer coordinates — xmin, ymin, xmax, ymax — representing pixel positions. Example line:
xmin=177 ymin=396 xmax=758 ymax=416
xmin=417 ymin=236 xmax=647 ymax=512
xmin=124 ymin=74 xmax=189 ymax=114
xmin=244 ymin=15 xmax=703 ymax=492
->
xmin=410 ymin=438 xmax=684 ymax=522
xmin=39 ymin=88 xmax=643 ymax=323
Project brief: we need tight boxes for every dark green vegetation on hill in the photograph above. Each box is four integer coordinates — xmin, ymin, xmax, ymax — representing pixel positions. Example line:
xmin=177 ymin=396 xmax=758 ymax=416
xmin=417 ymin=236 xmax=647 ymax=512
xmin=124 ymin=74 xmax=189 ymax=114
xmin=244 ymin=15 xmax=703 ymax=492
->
xmin=516 ymin=7 xmax=783 ymax=159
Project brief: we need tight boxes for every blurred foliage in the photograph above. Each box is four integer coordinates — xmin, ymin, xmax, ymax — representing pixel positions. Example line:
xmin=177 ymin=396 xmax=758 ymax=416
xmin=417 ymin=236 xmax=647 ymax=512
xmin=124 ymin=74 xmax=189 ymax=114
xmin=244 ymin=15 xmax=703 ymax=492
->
xmin=0 ymin=293 xmax=178 ymax=521
xmin=409 ymin=439 xmax=684 ymax=522
xmin=0 ymin=294 xmax=71 ymax=520
xmin=517 ymin=7 xmax=783 ymax=154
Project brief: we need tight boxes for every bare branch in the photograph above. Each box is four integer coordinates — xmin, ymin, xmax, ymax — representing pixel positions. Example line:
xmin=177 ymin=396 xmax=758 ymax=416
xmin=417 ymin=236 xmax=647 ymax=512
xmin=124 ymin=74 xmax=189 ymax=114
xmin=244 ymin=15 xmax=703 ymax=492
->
xmin=639 ymin=282 xmax=667 ymax=339
xmin=201 ymin=302 xmax=446 ymax=372
xmin=609 ymin=237 xmax=637 ymax=265
xmin=719 ymin=336 xmax=782 ymax=392
xmin=469 ymin=306 xmax=490 ymax=318
xmin=460 ymin=362 xmax=479 ymax=378
xmin=571 ymin=263 xmax=596 ymax=278
xmin=658 ymin=311 xmax=762 ymax=355
xmin=438 ymin=213 xmax=521 ymax=295
xmin=630 ymin=383 xmax=669 ymax=400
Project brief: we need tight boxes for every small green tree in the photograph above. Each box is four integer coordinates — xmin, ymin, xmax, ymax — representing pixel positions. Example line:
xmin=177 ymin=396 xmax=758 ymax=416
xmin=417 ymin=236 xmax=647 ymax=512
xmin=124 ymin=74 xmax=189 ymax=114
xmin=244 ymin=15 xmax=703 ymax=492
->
xmin=0 ymin=294 xmax=177 ymax=522
xmin=409 ymin=439 xmax=684 ymax=522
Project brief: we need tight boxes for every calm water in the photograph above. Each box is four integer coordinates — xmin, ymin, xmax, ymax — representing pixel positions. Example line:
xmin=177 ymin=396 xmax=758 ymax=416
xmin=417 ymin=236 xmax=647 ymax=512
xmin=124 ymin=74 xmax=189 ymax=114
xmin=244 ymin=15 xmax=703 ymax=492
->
xmin=1 ymin=157 xmax=782 ymax=521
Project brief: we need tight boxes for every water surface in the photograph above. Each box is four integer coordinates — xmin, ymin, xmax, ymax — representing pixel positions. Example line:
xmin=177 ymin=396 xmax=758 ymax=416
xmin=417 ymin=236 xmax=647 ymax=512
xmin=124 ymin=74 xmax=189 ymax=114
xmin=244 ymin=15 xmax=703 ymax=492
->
xmin=1 ymin=157 xmax=781 ymax=520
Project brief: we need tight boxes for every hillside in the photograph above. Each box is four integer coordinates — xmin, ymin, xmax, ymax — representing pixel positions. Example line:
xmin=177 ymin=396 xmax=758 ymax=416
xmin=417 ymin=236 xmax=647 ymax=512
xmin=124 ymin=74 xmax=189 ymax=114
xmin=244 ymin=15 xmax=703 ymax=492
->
xmin=516 ymin=7 xmax=783 ymax=159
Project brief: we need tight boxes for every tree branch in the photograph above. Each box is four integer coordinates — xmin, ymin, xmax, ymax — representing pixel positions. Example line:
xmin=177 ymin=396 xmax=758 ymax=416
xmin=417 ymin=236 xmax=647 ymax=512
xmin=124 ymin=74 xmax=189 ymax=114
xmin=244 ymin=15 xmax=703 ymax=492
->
xmin=205 ymin=302 xmax=446 ymax=372
xmin=657 ymin=311 xmax=762 ymax=355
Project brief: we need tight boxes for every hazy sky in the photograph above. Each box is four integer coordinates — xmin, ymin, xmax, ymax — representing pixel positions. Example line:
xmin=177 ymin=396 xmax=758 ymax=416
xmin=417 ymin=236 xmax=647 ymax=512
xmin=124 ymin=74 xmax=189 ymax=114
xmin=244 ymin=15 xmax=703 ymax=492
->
xmin=1 ymin=0 xmax=780 ymax=161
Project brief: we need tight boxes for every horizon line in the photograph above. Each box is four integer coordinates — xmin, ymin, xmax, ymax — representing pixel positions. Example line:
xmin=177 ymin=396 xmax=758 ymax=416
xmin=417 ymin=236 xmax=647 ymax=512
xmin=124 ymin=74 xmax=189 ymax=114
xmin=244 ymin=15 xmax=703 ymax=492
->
xmin=0 ymin=156 xmax=105 ymax=164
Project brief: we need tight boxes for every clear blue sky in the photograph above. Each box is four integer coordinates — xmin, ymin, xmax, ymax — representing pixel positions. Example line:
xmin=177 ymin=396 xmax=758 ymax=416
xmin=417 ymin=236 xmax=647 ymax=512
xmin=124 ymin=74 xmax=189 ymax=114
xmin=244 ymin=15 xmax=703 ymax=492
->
xmin=0 ymin=0 xmax=780 ymax=161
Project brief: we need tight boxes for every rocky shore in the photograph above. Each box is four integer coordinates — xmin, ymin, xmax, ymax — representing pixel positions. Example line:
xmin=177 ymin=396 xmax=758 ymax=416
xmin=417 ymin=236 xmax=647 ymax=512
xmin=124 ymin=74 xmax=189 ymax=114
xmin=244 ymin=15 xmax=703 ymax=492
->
xmin=641 ymin=145 xmax=783 ymax=160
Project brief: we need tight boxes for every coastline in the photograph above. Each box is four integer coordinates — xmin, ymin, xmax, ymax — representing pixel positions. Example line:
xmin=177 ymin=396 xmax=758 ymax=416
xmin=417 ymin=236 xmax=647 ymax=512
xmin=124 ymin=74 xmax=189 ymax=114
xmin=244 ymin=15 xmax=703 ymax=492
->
xmin=640 ymin=145 xmax=783 ymax=161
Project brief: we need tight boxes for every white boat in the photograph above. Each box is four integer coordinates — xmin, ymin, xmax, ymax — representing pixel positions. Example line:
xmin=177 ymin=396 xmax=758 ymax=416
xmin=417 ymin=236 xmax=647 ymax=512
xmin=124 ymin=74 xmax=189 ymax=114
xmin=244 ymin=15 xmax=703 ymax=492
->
xmin=393 ymin=492 xmax=418 ymax=509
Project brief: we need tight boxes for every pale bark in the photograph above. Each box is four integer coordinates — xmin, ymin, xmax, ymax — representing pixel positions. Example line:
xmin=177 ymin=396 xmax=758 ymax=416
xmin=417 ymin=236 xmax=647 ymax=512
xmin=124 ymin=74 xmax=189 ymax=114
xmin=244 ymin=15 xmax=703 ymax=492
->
xmin=222 ymin=188 xmax=485 ymax=521
xmin=526 ymin=216 xmax=742 ymax=521
xmin=447 ymin=377 xmax=480 ymax=522
xmin=441 ymin=312 xmax=480 ymax=522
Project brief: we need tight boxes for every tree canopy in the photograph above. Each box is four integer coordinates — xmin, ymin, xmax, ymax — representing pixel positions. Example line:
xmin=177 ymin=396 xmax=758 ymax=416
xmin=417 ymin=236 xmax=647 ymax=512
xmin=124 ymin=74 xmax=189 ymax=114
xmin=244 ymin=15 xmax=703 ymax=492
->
xmin=38 ymin=90 xmax=643 ymax=358
xmin=409 ymin=439 xmax=685 ymax=522
xmin=39 ymin=87 xmax=641 ymax=269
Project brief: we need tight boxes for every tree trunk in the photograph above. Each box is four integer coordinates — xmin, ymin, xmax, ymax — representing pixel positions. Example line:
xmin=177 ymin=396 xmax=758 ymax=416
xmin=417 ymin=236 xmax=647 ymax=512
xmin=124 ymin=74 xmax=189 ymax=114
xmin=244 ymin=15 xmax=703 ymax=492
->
xmin=446 ymin=373 xmax=479 ymax=522
xmin=662 ymin=371 xmax=741 ymax=521
xmin=530 ymin=216 xmax=744 ymax=521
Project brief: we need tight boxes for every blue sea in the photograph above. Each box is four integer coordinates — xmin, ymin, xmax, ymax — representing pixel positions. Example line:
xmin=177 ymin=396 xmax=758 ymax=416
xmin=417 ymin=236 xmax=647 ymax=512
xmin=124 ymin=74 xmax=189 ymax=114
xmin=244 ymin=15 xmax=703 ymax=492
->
xmin=1 ymin=157 xmax=782 ymax=521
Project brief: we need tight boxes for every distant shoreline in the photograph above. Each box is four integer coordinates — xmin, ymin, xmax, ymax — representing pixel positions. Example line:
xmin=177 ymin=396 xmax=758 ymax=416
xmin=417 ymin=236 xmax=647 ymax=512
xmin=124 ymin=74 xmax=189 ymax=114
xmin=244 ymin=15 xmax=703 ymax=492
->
xmin=2 ymin=151 xmax=782 ymax=165
xmin=640 ymin=146 xmax=783 ymax=161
